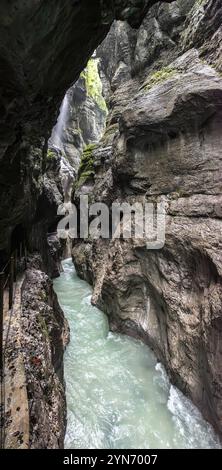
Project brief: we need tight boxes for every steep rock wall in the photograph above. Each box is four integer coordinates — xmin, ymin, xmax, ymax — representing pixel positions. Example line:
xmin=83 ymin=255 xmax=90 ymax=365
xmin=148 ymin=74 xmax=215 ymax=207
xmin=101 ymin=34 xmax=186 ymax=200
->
xmin=72 ymin=0 xmax=222 ymax=437
xmin=0 ymin=0 xmax=172 ymax=258
xmin=0 ymin=0 xmax=179 ymax=450
xmin=21 ymin=255 xmax=69 ymax=448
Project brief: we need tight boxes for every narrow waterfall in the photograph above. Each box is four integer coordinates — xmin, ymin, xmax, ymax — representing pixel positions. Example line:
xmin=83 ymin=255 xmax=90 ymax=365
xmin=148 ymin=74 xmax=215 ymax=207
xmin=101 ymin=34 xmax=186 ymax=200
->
xmin=50 ymin=94 xmax=69 ymax=150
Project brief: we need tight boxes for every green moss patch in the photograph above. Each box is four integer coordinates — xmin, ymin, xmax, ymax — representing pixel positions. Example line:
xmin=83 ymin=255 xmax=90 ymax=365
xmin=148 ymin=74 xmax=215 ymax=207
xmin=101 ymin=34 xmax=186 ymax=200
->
xmin=195 ymin=0 xmax=207 ymax=6
xmin=100 ymin=123 xmax=119 ymax=146
xmin=46 ymin=149 xmax=55 ymax=160
xmin=81 ymin=59 xmax=108 ymax=113
xmin=74 ymin=143 xmax=97 ymax=191
xmin=142 ymin=67 xmax=178 ymax=92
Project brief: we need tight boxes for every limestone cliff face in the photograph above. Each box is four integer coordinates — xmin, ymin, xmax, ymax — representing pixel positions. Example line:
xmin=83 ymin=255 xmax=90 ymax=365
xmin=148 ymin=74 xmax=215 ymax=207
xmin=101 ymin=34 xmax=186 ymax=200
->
xmin=21 ymin=255 xmax=69 ymax=449
xmin=0 ymin=0 xmax=170 ymax=258
xmin=72 ymin=0 xmax=222 ymax=437
xmin=49 ymin=58 xmax=108 ymax=207
xmin=51 ymin=60 xmax=108 ymax=164
xmin=0 ymin=0 xmax=186 ymax=450
xmin=44 ymin=57 xmax=108 ymax=275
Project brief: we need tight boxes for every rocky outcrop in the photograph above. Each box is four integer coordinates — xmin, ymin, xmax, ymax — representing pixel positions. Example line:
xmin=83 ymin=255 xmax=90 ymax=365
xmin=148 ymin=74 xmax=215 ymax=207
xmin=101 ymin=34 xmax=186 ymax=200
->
xmin=72 ymin=1 xmax=222 ymax=438
xmin=4 ymin=276 xmax=29 ymax=449
xmin=182 ymin=0 xmax=222 ymax=72
xmin=50 ymin=60 xmax=108 ymax=168
xmin=27 ymin=149 xmax=64 ymax=277
xmin=0 ymin=0 xmax=171 ymax=260
xmin=20 ymin=255 xmax=69 ymax=449
xmin=0 ymin=0 xmax=184 ymax=451
xmin=45 ymin=56 xmax=108 ymax=275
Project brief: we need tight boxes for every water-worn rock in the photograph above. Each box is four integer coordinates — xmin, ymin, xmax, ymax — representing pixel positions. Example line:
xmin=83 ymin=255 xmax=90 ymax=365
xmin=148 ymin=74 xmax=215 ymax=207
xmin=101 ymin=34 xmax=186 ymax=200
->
xmin=49 ymin=57 xmax=108 ymax=216
xmin=27 ymin=149 xmax=65 ymax=277
xmin=72 ymin=1 xmax=222 ymax=438
xmin=0 ymin=0 xmax=183 ymax=451
xmin=50 ymin=61 xmax=108 ymax=171
xmin=21 ymin=256 xmax=69 ymax=449
xmin=0 ymin=0 xmax=171 ymax=256
xmin=182 ymin=0 xmax=222 ymax=72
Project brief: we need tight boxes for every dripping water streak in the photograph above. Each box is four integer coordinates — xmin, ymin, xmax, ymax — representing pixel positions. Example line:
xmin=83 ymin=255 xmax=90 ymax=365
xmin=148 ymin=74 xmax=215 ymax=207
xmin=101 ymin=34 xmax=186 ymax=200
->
xmin=51 ymin=94 xmax=69 ymax=150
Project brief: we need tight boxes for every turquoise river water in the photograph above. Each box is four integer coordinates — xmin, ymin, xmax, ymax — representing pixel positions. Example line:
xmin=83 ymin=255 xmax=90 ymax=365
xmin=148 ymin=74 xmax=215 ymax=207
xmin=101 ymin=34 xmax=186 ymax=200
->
xmin=53 ymin=259 xmax=220 ymax=449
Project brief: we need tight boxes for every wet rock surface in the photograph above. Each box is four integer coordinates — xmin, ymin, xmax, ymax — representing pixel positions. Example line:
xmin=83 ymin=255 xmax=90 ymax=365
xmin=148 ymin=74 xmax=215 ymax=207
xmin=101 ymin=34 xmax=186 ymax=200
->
xmin=0 ymin=0 xmax=170 ymax=255
xmin=28 ymin=149 xmax=65 ymax=277
xmin=0 ymin=0 xmax=222 ymax=449
xmin=4 ymin=277 xmax=29 ymax=450
xmin=72 ymin=1 xmax=222 ymax=438
xmin=0 ymin=0 xmax=187 ymax=451
xmin=20 ymin=256 xmax=69 ymax=448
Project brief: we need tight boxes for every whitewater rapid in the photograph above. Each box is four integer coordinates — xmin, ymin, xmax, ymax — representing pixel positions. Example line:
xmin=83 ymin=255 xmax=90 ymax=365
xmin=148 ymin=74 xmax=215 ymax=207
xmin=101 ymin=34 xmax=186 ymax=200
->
xmin=53 ymin=259 xmax=220 ymax=449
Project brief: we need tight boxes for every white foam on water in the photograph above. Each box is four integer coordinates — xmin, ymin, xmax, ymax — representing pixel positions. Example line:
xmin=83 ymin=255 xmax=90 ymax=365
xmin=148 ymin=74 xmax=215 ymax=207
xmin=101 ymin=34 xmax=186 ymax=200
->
xmin=54 ymin=259 xmax=221 ymax=450
xmin=81 ymin=294 xmax=92 ymax=306
xmin=167 ymin=386 xmax=221 ymax=449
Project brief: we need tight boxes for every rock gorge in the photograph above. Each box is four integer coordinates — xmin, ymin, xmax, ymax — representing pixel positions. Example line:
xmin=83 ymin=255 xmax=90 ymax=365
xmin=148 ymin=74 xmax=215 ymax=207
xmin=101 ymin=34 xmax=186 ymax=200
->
xmin=0 ymin=0 xmax=222 ymax=448
xmin=72 ymin=0 xmax=222 ymax=439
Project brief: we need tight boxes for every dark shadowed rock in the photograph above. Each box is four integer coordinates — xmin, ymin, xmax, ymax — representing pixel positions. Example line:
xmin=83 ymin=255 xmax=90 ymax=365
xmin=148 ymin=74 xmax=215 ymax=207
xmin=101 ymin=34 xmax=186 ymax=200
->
xmin=0 ymin=0 xmax=173 ymax=255
xmin=21 ymin=258 xmax=69 ymax=448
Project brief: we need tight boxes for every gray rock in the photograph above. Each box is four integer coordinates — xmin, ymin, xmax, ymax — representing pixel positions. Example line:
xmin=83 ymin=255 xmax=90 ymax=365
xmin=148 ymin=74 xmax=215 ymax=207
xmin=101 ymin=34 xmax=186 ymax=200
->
xmin=21 ymin=260 xmax=70 ymax=448
xmin=72 ymin=2 xmax=222 ymax=439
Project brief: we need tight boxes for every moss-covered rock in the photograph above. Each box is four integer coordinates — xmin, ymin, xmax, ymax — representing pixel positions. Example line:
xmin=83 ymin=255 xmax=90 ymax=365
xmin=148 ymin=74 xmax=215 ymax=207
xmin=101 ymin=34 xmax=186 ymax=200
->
xmin=81 ymin=59 xmax=108 ymax=113
xmin=195 ymin=0 xmax=207 ymax=7
xmin=74 ymin=143 xmax=97 ymax=191
xmin=100 ymin=123 xmax=119 ymax=146
xmin=46 ymin=149 xmax=56 ymax=160
xmin=141 ymin=67 xmax=178 ymax=92
xmin=45 ymin=148 xmax=60 ymax=172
